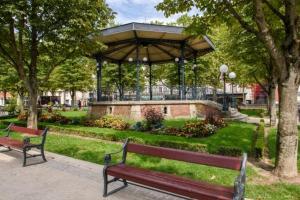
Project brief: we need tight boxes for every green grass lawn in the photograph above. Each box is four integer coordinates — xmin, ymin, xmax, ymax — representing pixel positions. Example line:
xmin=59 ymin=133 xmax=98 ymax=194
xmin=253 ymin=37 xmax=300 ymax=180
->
xmin=1 ymin=115 xmax=300 ymax=199
xmin=59 ymin=110 xmax=88 ymax=119
xmin=0 ymin=127 xmax=299 ymax=199
xmin=2 ymin=118 xmax=255 ymax=154
xmin=239 ymin=108 xmax=266 ymax=117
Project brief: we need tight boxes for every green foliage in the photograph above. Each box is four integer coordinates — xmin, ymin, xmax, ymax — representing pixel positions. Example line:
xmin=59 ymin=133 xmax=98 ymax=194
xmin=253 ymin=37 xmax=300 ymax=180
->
xmin=39 ymin=112 xmax=70 ymax=125
xmin=1 ymin=127 xmax=299 ymax=199
xmin=4 ymin=98 xmax=17 ymax=115
xmin=148 ymin=140 xmax=207 ymax=153
xmin=101 ymin=62 xmax=143 ymax=96
xmin=0 ymin=59 xmax=21 ymax=93
xmin=142 ymin=107 xmax=165 ymax=130
xmin=212 ymin=146 xmax=243 ymax=157
xmin=1 ymin=118 xmax=256 ymax=155
xmin=183 ymin=120 xmax=217 ymax=137
xmin=0 ymin=0 xmax=114 ymax=127
xmin=254 ymin=122 xmax=265 ymax=159
xmin=94 ymin=116 xmax=129 ymax=130
xmin=164 ymin=117 xmax=226 ymax=138
xmin=239 ymin=109 xmax=267 ymax=117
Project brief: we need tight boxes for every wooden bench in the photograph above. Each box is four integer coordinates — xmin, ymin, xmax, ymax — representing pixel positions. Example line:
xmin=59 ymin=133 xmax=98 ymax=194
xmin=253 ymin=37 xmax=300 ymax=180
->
xmin=0 ymin=123 xmax=48 ymax=166
xmin=103 ymin=139 xmax=247 ymax=200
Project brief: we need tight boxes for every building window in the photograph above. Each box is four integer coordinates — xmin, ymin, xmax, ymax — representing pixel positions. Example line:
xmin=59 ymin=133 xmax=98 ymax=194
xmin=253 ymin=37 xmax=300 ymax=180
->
xmin=159 ymin=87 xmax=163 ymax=93
xmin=164 ymin=106 xmax=168 ymax=114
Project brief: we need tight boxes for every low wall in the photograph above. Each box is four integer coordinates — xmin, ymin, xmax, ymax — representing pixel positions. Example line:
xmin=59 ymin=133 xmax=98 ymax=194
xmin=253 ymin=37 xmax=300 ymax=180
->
xmin=89 ymin=100 xmax=222 ymax=120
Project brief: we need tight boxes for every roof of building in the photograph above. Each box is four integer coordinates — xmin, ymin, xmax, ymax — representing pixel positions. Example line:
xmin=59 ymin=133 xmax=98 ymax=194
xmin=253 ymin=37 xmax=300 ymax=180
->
xmin=92 ymin=22 xmax=215 ymax=64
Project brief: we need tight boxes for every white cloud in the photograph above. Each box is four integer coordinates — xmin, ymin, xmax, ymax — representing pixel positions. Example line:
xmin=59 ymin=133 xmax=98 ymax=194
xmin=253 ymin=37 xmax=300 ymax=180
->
xmin=107 ymin=0 xmax=180 ymax=24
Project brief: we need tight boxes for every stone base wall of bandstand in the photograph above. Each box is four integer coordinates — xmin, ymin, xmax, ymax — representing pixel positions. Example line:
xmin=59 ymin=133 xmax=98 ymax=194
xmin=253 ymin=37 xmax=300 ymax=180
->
xmin=88 ymin=100 xmax=222 ymax=120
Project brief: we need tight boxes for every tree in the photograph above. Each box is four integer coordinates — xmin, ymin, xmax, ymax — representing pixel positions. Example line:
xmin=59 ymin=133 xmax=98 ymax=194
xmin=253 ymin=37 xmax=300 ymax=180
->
xmin=0 ymin=0 xmax=113 ymax=128
xmin=49 ymin=57 xmax=95 ymax=107
xmin=223 ymin=24 xmax=278 ymax=125
xmin=101 ymin=63 xmax=144 ymax=100
xmin=157 ymin=0 xmax=300 ymax=177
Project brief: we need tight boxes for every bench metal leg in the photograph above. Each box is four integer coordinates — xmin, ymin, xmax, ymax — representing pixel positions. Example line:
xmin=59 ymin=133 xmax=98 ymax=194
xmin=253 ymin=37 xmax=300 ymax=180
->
xmin=41 ymin=147 xmax=47 ymax=162
xmin=123 ymin=179 xmax=128 ymax=186
xmin=103 ymin=169 xmax=108 ymax=197
xmin=23 ymin=148 xmax=27 ymax=167
xmin=103 ymin=168 xmax=128 ymax=198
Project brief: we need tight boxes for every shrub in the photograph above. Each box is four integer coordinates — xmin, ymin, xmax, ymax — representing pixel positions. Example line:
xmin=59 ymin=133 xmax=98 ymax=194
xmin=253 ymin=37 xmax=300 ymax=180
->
xmin=102 ymin=133 xmax=118 ymax=141
xmin=163 ymin=127 xmax=188 ymax=137
xmin=17 ymin=112 xmax=28 ymax=121
xmin=94 ymin=115 xmax=129 ymax=130
xmin=213 ymin=146 xmax=243 ymax=157
xmin=204 ymin=111 xmax=226 ymax=128
xmin=4 ymin=99 xmax=17 ymax=115
xmin=80 ymin=118 xmax=95 ymax=127
xmin=128 ymin=137 xmax=145 ymax=144
xmin=254 ymin=121 xmax=265 ymax=159
xmin=143 ymin=107 xmax=164 ymax=130
xmin=39 ymin=112 xmax=70 ymax=124
xmin=183 ymin=120 xmax=218 ymax=137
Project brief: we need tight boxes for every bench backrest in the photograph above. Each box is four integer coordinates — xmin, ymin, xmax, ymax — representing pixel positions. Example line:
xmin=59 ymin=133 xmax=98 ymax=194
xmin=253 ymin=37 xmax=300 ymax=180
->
xmin=9 ymin=124 xmax=44 ymax=136
xmin=126 ymin=143 xmax=243 ymax=170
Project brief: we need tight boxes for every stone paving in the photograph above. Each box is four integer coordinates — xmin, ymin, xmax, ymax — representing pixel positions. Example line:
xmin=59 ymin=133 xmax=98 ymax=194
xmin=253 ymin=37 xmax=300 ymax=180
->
xmin=0 ymin=148 xmax=181 ymax=200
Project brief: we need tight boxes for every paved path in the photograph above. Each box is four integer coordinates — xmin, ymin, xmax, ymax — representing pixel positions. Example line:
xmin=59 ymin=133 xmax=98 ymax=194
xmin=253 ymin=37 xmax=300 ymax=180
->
xmin=0 ymin=149 xmax=180 ymax=200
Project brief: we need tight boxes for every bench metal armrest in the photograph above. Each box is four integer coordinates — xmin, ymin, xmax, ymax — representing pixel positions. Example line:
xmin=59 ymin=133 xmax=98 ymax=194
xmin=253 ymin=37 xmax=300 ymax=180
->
xmin=233 ymin=153 xmax=247 ymax=200
xmin=23 ymin=136 xmax=43 ymax=148
xmin=1 ymin=123 xmax=13 ymax=137
xmin=104 ymin=139 xmax=129 ymax=167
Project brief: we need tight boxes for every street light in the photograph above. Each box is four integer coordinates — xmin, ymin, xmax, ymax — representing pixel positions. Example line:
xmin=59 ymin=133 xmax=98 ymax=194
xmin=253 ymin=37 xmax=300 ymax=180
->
xmin=175 ymin=57 xmax=179 ymax=62
xmin=229 ymin=72 xmax=236 ymax=108
xmin=143 ymin=57 xmax=148 ymax=62
xmin=128 ymin=57 xmax=133 ymax=62
xmin=220 ymin=64 xmax=229 ymax=111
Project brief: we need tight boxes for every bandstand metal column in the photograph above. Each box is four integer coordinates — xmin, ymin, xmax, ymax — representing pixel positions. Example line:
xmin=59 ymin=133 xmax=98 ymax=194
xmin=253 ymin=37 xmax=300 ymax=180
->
xmin=96 ymin=56 xmax=103 ymax=101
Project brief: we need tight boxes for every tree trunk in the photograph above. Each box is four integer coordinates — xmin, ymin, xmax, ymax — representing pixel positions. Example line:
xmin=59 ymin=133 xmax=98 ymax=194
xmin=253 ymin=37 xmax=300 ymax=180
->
xmin=17 ymin=93 xmax=25 ymax=113
xmin=275 ymin=73 xmax=299 ymax=178
xmin=242 ymin=85 xmax=246 ymax=104
xmin=213 ymin=87 xmax=218 ymax=102
xmin=3 ymin=90 xmax=7 ymax=105
xmin=71 ymin=90 xmax=76 ymax=107
xmin=27 ymin=87 xmax=38 ymax=129
xmin=268 ymin=85 xmax=277 ymax=126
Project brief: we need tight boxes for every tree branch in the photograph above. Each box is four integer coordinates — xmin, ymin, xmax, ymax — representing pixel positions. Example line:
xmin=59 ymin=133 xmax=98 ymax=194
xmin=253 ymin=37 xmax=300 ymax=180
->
xmin=252 ymin=73 xmax=269 ymax=94
xmin=262 ymin=0 xmax=285 ymax=21
xmin=253 ymin=0 xmax=286 ymax=70
xmin=0 ymin=43 xmax=18 ymax=69
xmin=223 ymin=0 xmax=259 ymax=36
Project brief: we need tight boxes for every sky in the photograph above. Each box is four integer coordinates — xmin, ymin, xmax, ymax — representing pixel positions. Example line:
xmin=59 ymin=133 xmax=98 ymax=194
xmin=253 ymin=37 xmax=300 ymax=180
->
xmin=106 ymin=0 xmax=189 ymax=24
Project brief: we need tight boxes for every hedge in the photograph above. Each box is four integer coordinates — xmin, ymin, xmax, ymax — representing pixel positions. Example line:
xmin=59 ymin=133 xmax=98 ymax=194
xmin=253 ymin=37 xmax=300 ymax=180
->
xmin=0 ymin=119 xmax=245 ymax=157
xmin=212 ymin=146 xmax=243 ymax=157
xmin=254 ymin=121 xmax=265 ymax=159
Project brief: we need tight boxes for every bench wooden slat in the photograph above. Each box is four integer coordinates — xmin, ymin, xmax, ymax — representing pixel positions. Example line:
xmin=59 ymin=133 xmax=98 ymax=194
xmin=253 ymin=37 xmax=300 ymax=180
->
xmin=107 ymin=164 xmax=233 ymax=200
xmin=0 ymin=124 xmax=48 ymax=167
xmin=0 ymin=137 xmax=24 ymax=149
xmin=127 ymin=143 xmax=242 ymax=170
xmin=10 ymin=125 xmax=43 ymax=136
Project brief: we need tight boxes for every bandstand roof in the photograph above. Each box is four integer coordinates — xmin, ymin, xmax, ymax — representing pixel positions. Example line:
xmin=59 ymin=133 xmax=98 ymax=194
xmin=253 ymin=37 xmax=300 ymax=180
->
xmin=93 ymin=22 xmax=215 ymax=64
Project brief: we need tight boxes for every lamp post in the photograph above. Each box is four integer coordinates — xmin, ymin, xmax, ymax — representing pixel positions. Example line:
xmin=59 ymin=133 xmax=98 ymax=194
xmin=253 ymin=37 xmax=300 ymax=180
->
xmin=219 ymin=64 xmax=229 ymax=111
xmin=228 ymin=72 xmax=236 ymax=108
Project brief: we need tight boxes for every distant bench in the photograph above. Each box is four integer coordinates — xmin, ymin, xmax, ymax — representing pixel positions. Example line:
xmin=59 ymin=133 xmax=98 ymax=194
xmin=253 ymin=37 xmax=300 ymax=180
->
xmin=103 ymin=139 xmax=247 ymax=200
xmin=0 ymin=123 xmax=48 ymax=166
